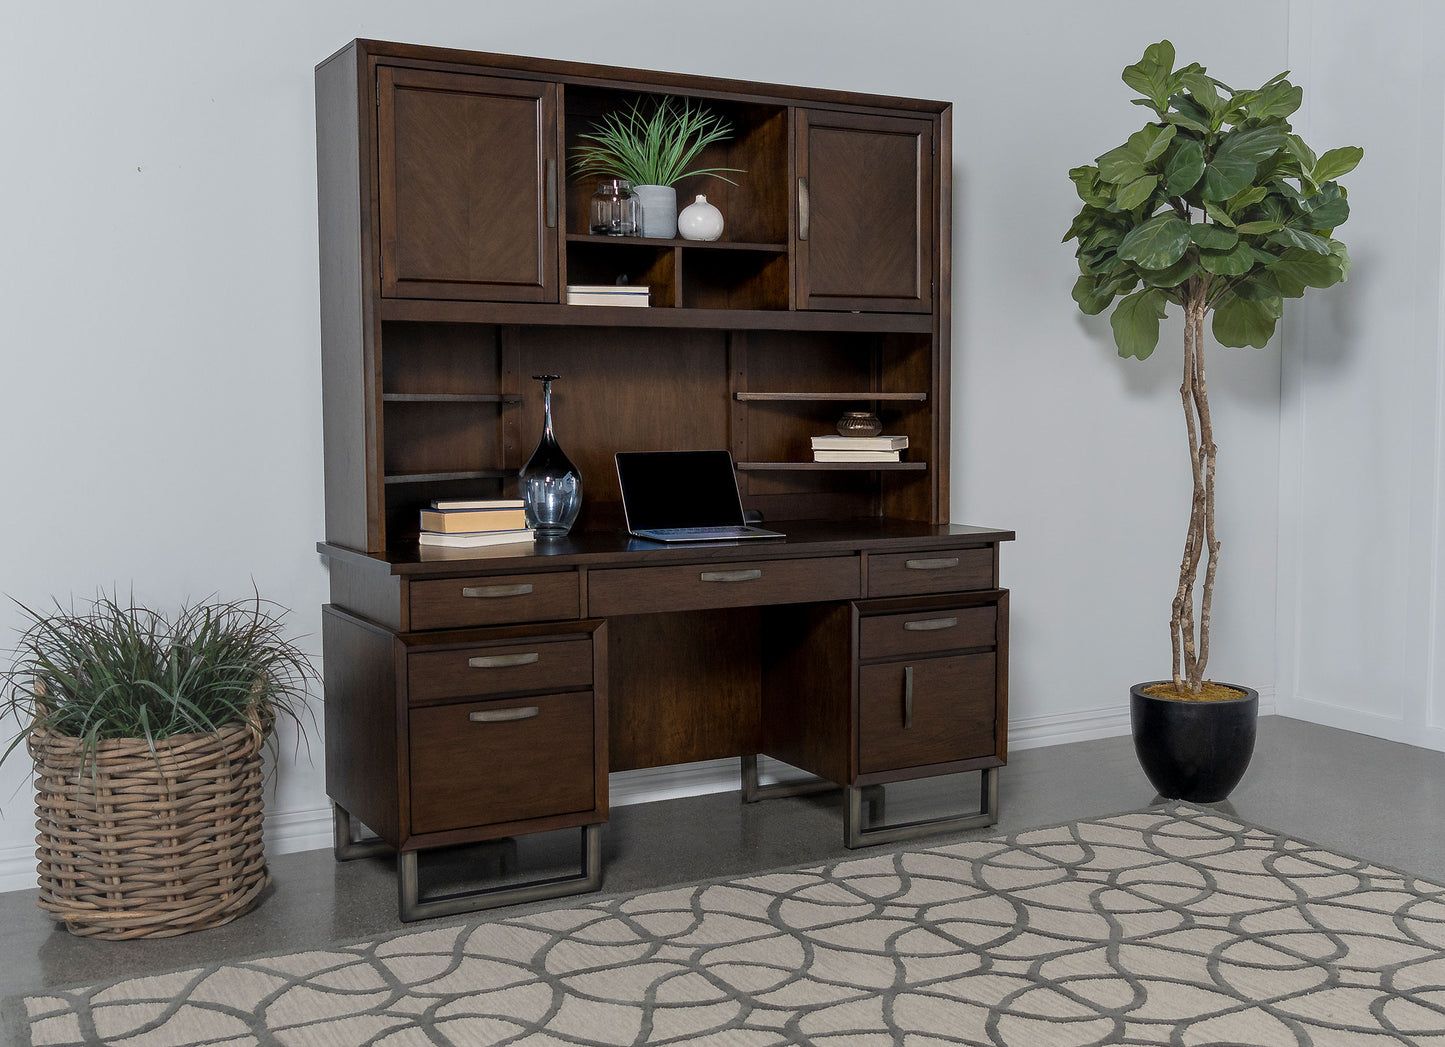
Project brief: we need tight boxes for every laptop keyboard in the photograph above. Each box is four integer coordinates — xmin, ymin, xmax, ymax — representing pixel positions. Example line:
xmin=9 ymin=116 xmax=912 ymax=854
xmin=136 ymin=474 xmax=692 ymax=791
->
xmin=646 ymin=526 xmax=754 ymax=538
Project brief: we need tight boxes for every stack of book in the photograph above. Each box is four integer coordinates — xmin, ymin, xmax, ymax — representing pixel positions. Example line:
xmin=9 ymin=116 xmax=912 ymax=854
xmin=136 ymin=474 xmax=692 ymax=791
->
xmin=566 ymin=284 xmax=650 ymax=307
xmin=418 ymin=499 xmax=534 ymax=548
xmin=811 ymin=434 xmax=909 ymax=463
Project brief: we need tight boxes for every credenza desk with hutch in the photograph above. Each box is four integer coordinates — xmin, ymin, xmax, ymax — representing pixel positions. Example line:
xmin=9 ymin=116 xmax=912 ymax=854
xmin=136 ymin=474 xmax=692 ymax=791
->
xmin=315 ymin=39 xmax=1014 ymax=920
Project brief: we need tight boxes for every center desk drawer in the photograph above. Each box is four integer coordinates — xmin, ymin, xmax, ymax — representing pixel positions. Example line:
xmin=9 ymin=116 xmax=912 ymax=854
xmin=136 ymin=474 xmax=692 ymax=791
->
xmin=588 ymin=556 xmax=860 ymax=616
xmin=408 ymin=635 xmax=593 ymax=703
xmin=410 ymin=572 xmax=580 ymax=630
xmin=868 ymin=548 xmax=993 ymax=597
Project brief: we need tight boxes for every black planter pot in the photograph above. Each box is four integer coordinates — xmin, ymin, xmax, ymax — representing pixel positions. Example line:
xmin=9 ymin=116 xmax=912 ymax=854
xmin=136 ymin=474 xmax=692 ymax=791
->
xmin=1129 ymin=681 xmax=1259 ymax=803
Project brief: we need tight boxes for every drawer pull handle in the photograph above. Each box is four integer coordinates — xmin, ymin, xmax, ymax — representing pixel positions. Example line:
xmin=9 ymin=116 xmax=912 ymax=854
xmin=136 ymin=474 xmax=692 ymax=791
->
xmin=467 ymin=653 xmax=540 ymax=669
xmin=905 ymin=557 xmax=959 ymax=571
xmin=903 ymin=617 xmax=958 ymax=632
xmin=798 ymin=176 xmax=810 ymax=241
xmin=461 ymin=583 xmax=534 ymax=599
xmin=700 ymin=569 xmax=762 ymax=583
xmin=903 ymin=665 xmax=914 ymax=729
xmin=469 ymin=706 xmax=540 ymax=723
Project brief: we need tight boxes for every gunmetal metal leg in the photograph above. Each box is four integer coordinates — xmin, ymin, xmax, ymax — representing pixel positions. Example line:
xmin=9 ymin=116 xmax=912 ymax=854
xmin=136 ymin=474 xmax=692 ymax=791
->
xmin=843 ymin=767 xmax=1000 ymax=848
xmin=333 ymin=803 xmax=392 ymax=861
xmin=740 ymin=754 xmax=837 ymax=803
xmin=397 ymin=823 xmax=604 ymax=922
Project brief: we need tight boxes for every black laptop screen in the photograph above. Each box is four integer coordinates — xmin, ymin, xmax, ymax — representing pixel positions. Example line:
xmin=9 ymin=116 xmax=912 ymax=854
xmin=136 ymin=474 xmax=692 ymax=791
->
xmin=616 ymin=451 xmax=747 ymax=530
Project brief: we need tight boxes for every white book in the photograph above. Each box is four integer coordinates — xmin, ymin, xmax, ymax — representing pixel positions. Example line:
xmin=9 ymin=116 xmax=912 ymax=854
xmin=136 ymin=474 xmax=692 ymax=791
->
xmin=417 ymin=528 xmax=536 ymax=548
xmin=567 ymin=292 xmax=650 ymax=307
xmin=810 ymin=435 xmax=909 ymax=451
xmin=431 ymin=498 xmax=524 ymax=510
xmin=566 ymin=284 xmax=649 ymax=295
xmin=813 ymin=449 xmax=902 ymax=463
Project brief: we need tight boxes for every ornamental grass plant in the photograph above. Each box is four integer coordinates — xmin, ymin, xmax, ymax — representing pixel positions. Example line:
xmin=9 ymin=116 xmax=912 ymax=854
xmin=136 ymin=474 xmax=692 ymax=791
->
xmin=2 ymin=589 xmax=317 ymax=771
xmin=571 ymin=96 xmax=742 ymax=188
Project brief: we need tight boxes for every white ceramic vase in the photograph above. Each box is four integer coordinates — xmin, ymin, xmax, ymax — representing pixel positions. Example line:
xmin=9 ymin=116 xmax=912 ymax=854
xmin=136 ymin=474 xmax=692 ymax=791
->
xmin=632 ymin=184 xmax=678 ymax=238
xmin=678 ymin=194 xmax=724 ymax=241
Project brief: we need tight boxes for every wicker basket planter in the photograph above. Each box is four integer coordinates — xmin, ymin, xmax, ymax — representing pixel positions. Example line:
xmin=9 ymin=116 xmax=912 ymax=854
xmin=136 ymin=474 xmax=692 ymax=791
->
xmin=28 ymin=718 xmax=270 ymax=940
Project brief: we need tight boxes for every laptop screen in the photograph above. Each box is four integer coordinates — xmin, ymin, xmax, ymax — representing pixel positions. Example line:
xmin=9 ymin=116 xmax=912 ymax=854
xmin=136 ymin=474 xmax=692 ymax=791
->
xmin=616 ymin=451 xmax=748 ymax=530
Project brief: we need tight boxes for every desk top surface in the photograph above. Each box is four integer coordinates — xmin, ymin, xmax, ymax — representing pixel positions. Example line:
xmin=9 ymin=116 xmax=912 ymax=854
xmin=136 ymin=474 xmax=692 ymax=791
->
xmin=319 ymin=518 xmax=1015 ymax=577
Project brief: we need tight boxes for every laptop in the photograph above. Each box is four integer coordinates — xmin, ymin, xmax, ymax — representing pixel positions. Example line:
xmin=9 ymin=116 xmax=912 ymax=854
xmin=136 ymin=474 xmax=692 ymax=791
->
xmin=616 ymin=450 xmax=784 ymax=542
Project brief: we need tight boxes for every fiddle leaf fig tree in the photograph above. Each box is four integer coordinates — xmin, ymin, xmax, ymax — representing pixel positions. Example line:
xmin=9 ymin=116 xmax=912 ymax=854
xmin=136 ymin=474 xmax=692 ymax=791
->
xmin=1065 ymin=40 xmax=1360 ymax=696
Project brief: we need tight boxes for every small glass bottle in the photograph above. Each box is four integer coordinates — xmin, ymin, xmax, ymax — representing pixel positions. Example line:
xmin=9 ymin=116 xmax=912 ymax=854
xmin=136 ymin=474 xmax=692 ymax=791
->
xmin=519 ymin=375 xmax=583 ymax=538
xmin=589 ymin=179 xmax=638 ymax=236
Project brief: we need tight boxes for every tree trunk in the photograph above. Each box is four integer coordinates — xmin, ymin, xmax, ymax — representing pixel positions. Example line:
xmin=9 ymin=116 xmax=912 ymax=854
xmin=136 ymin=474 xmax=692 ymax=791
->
xmin=1170 ymin=279 xmax=1219 ymax=694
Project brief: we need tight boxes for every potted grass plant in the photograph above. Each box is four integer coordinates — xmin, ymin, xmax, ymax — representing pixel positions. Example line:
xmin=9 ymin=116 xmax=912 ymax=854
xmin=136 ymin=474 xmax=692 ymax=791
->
xmin=1064 ymin=41 xmax=1360 ymax=801
xmin=1 ymin=589 xmax=317 ymax=939
xmin=572 ymin=96 xmax=742 ymax=238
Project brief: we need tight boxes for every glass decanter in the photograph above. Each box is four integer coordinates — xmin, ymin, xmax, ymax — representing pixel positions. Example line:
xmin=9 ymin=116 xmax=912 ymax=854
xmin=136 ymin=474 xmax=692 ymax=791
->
xmin=519 ymin=374 xmax=582 ymax=538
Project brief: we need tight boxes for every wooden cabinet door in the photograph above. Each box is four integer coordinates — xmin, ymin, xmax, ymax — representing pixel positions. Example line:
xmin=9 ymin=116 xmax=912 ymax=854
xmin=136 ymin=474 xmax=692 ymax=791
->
xmin=795 ymin=110 xmax=934 ymax=313
xmin=377 ymin=67 xmax=559 ymax=302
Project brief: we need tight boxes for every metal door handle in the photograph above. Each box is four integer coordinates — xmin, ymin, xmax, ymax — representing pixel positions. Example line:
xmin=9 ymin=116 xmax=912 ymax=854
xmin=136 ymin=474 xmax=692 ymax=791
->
xmin=903 ymin=617 xmax=957 ymax=632
xmin=544 ymin=158 xmax=557 ymax=229
xmin=467 ymin=653 xmax=540 ymax=668
xmin=700 ymin=569 xmax=762 ymax=582
xmin=469 ymin=706 xmax=540 ymax=723
xmin=798 ymin=177 xmax=810 ymax=241
xmin=903 ymin=665 xmax=914 ymax=729
xmin=461 ymin=583 xmax=534 ymax=599
xmin=905 ymin=557 xmax=959 ymax=571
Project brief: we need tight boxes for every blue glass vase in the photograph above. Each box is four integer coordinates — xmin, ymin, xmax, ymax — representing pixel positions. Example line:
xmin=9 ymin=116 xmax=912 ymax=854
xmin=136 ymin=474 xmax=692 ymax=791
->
xmin=520 ymin=374 xmax=582 ymax=538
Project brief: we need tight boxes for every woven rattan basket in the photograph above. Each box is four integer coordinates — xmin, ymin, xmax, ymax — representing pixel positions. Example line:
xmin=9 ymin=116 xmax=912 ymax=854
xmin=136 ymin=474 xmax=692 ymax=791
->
xmin=27 ymin=716 xmax=270 ymax=939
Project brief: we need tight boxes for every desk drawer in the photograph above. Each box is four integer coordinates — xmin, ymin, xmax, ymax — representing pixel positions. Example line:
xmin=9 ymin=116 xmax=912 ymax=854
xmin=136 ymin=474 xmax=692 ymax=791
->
xmin=868 ymin=548 xmax=993 ymax=597
xmin=859 ymin=605 xmax=996 ymax=661
xmin=588 ymin=556 xmax=860 ymax=616
xmin=409 ymin=692 xmax=595 ymax=834
xmin=408 ymin=635 xmax=593 ymax=703
xmin=410 ymin=572 xmax=580 ymax=630
xmin=859 ymin=653 xmax=996 ymax=774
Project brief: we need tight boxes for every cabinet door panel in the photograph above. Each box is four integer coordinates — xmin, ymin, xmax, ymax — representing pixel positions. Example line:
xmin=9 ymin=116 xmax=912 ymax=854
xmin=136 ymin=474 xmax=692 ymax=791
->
xmin=796 ymin=110 xmax=934 ymax=313
xmin=858 ymin=653 xmax=995 ymax=773
xmin=378 ymin=67 xmax=558 ymax=302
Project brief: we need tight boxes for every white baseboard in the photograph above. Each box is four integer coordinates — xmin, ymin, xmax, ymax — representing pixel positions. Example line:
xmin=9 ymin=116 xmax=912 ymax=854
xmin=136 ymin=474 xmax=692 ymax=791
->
xmin=0 ymin=690 xmax=1283 ymax=894
xmin=1279 ymin=693 xmax=1445 ymax=753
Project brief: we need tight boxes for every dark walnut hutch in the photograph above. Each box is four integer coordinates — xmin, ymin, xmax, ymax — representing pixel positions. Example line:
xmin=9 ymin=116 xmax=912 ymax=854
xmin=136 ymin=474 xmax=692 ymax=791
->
xmin=315 ymin=38 xmax=1013 ymax=920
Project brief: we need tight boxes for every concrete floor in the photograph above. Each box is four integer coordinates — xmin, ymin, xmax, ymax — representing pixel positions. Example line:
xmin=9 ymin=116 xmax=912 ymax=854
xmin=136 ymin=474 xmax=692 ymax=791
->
xmin=2 ymin=715 xmax=1442 ymax=1046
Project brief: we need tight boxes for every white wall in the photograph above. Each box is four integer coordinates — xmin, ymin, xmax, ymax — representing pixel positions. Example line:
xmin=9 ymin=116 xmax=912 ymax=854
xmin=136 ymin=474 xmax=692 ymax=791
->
xmin=1278 ymin=0 xmax=1445 ymax=752
xmin=0 ymin=0 xmax=1294 ymax=891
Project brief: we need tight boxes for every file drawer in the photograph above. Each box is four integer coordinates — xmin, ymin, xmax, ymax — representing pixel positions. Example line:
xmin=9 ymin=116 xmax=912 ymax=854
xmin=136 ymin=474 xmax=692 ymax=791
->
xmin=409 ymin=571 xmax=580 ymax=630
xmin=409 ymin=692 xmax=595 ymax=834
xmin=588 ymin=556 xmax=860 ymax=616
xmin=859 ymin=604 xmax=996 ymax=661
xmin=858 ymin=652 xmax=996 ymax=774
xmin=407 ymin=634 xmax=593 ymax=703
xmin=867 ymin=548 xmax=992 ymax=597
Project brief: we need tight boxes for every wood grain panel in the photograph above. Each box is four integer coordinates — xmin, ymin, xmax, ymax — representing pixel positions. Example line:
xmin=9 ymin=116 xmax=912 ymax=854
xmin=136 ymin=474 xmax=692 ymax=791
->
xmin=378 ymin=67 xmax=557 ymax=302
xmin=796 ymin=110 xmax=934 ymax=313
xmin=760 ymin=602 xmax=854 ymax=785
xmin=408 ymin=634 xmax=593 ymax=702
xmin=409 ymin=692 xmax=594 ymax=833
xmin=858 ymin=653 xmax=995 ymax=774
xmin=608 ymin=610 xmax=761 ymax=770
xmin=867 ymin=547 xmax=993 ymax=597
xmin=858 ymin=604 xmax=996 ymax=661
xmin=588 ymin=556 xmax=860 ymax=616
xmin=409 ymin=571 xmax=580 ymax=629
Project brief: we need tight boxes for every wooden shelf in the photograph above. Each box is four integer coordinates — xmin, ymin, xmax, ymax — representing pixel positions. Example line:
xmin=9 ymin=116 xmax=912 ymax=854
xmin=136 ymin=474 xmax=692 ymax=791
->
xmin=384 ymin=470 xmax=513 ymax=485
xmin=378 ymin=298 xmax=933 ymax=333
xmin=383 ymin=393 xmax=523 ymax=403
xmin=736 ymin=461 xmax=928 ymax=472
xmin=735 ymin=392 xmax=928 ymax=402
xmin=566 ymin=233 xmax=787 ymax=253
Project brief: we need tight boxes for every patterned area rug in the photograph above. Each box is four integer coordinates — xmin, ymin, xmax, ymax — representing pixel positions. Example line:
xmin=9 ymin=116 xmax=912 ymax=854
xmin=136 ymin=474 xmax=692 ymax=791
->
xmin=23 ymin=804 xmax=1445 ymax=1046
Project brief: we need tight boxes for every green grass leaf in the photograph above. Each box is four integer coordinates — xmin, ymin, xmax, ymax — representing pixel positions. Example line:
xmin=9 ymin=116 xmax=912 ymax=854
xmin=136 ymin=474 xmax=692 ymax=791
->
xmin=1213 ymin=293 xmax=1282 ymax=348
xmin=1117 ymin=213 xmax=1191 ymax=270
xmin=1110 ymin=287 xmax=1170 ymax=359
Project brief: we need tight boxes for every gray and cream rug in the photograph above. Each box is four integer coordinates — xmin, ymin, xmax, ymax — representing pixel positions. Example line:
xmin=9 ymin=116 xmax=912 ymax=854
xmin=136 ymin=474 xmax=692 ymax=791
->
xmin=23 ymin=804 xmax=1445 ymax=1046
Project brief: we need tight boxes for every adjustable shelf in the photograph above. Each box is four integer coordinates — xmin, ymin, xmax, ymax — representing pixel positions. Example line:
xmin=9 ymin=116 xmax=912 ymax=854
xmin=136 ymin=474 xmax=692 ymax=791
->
xmin=384 ymin=470 xmax=513 ymax=485
xmin=382 ymin=393 xmax=523 ymax=404
xmin=735 ymin=392 xmax=929 ymax=402
xmin=736 ymin=461 xmax=928 ymax=472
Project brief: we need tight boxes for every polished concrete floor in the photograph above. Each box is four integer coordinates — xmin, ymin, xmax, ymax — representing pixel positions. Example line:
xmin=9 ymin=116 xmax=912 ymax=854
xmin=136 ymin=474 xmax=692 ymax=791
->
xmin=2 ymin=715 xmax=1443 ymax=1046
